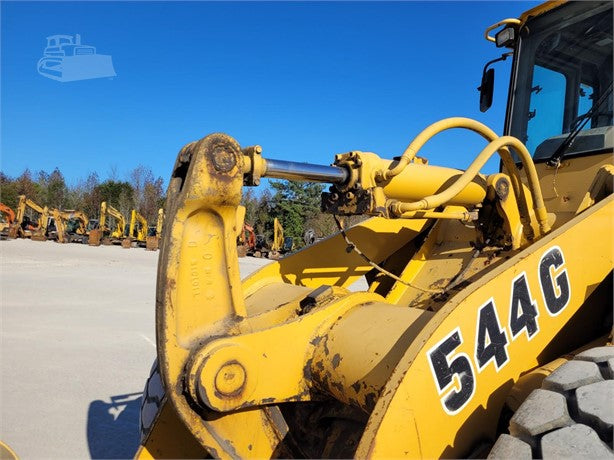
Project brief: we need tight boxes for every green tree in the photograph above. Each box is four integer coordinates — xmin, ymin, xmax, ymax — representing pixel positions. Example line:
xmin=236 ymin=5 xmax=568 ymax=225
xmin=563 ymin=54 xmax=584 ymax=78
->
xmin=269 ymin=180 xmax=323 ymax=246
xmin=81 ymin=172 xmax=102 ymax=218
xmin=94 ymin=180 xmax=135 ymax=216
xmin=142 ymin=177 xmax=164 ymax=222
xmin=45 ymin=168 xmax=68 ymax=208
xmin=14 ymin=169 xmax=41 ymax=202
xmin=241 ymin=188 xmax=259 ymax=227
xmin=0 ymin=173 xmax=19 ymax=209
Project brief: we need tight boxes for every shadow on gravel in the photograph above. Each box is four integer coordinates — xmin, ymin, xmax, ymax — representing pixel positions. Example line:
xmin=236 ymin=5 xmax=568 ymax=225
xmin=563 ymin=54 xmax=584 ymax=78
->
xmin=87 ymin=392 xmax=142 ymax=459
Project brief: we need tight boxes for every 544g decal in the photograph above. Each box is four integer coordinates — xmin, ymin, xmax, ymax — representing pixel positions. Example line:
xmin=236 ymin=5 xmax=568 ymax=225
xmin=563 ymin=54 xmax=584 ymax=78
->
xmin=427 ymin=246 xmax=571 ymax=415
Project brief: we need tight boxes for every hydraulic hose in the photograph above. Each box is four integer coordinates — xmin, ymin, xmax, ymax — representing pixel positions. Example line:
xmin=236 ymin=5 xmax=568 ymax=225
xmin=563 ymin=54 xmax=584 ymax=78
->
xmin=378 ymin=117 xmax=508 ymax=181
xmin=389 ymin=136 xmax=550 ymax=235
xmin=376 ymin=117 xmax=530 ymax=236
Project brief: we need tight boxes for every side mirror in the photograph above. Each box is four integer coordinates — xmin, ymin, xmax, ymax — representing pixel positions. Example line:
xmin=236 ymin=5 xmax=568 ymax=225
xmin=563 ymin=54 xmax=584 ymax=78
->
xmin=478 ymin=68 xmax=494 ymax=113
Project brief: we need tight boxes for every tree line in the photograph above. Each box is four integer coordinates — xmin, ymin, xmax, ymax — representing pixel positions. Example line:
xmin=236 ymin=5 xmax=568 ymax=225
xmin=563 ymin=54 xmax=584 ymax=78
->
xmin=1 ymin=166 xmax=359 ymax=247
xmin=0 ymin=166 xmax=165 ymax=224
xmin=242 ymin=180 xmax=338 ymax=247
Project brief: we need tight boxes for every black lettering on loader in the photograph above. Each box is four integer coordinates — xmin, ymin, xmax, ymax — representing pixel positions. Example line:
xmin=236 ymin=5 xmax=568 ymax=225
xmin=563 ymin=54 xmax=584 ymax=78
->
xmin=509 ymin=273 xmax=539 ymax=339
xmin=475 ymin=300 xmax=509 ymax=371
xmin=428 ymin=328 xmax=475 ymax=414
xmin=539 ymin=247 xmax=570 ymax=316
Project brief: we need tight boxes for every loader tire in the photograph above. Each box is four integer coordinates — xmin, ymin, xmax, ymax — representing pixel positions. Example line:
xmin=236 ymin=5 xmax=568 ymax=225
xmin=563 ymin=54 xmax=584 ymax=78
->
xmin=489 ymin=346 xmax=614 ymax=459
xmin=140 ymin=359 xmax=165 ymax=442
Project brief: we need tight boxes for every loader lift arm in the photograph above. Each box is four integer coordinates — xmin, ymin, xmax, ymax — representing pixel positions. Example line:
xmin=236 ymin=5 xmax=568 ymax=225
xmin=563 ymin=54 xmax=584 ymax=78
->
xmin=141 ymin=2 xmax=612 ymax=458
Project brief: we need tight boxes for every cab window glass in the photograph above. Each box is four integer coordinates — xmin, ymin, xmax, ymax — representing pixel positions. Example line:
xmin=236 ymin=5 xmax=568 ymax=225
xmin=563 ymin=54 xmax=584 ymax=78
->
xmin=526 ymin=65 xmax=566 ymax=154
xmin=577 ymin=83 xmax=594 ymax=130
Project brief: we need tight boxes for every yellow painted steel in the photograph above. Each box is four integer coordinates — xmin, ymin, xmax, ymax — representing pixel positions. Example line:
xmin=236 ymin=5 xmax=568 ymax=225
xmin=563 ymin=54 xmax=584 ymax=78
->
xmin=146 ymin=124 xmax=612 ymax=458
xmin=518 ymin=0 xmax=566 ymax=25
xmin=242 ymin=216 xmax=431 ymax=294
xmin=11 ymin=195 xmax=49 ymax=239
xmin=143 ymin=1 xmax=612 ymax=457
xmin=0 ymin=441 xmax=18 ymax=460
xmin=155 ymin=208 xmax=164 ymax=235
xmin=99 ymin=201 xmax=126 ymax=240
xmin=146 ymin=208 xmax=165 ymax=250
xmin=52 ymin=210 xmax=90 ymax=243
xmin=388 ymin=135 xmax=550 ymax=235
xmin=147 ymin=139 xmax=612 ymax=459
xmin=484 ymin=1 xmax=566 ymax=43
xmin=50 ymin=209 xmax=67 ymax=243
xmin=357 ymin=196 xmax=613 ymax=458
xmin=484 ymin=18 xmax=521 ymax=42
xmin=155 ymin=135 xmax=293 ymax=459
xmin=129 ymin=209 xmax=148 ymax=242
xmin=343 ymin=151 xmax=488 ymax=208
xmin=271 ymin=217 xmax=284 ymax=253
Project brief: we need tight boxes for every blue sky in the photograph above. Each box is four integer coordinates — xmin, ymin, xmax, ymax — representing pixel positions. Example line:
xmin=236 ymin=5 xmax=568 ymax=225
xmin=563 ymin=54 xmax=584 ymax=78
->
xmin=1 ymin=1 xmax=536 ymax=187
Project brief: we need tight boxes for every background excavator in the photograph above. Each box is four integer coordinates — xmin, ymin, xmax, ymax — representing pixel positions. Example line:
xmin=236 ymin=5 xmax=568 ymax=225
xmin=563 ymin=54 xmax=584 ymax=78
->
xmin=139 ymin=1 xmax=613 ymax=459
xmin=8 ymin=195 xmax=49 ymax=241
xmin=50 ymin=210 xmax=90 ymax=244
xmin=146 ymin=208 xmax=164 ymax=251
xmin=0 ymin=203 xmax=16 ymax=239
xmin=89 ymin=201 xmax=126 ymax=246
xmin=269 ymin=217 xmax=294 ymax=259
xmin=245 ymin=218 xmax=294 ymax=259
xmin=237 ymin=223 xmax=256 ymax=257
xmin=123 ymin=210 xmax=148 ymax=248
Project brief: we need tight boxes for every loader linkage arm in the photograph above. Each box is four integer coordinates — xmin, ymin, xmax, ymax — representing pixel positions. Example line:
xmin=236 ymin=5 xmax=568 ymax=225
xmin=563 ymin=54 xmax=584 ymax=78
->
xmin=145 ymin=120 xmax=608 ymax=460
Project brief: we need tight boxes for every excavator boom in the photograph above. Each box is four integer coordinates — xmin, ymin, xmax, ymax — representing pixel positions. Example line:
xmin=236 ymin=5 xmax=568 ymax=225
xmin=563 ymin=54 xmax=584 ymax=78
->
xmin=9 ymin=195 xmax=49 ymax=240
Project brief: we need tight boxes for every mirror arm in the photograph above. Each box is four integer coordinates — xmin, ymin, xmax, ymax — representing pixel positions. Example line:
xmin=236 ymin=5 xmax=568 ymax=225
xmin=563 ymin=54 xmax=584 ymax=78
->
xmin=481 ymin=52 xmax=513 ymax=76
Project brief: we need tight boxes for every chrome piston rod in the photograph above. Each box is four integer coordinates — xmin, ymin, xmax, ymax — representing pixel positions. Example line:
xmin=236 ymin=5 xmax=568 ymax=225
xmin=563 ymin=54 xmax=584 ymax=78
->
xmin=263 ymin=158 xmax=349 ymax=184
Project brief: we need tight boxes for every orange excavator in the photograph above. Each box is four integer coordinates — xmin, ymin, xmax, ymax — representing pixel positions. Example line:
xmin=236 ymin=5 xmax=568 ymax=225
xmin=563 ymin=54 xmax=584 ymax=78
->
xmin=0 ymin=203 xmax=15 ymax=239
xmin=237 ymin=223 xmax=256 ymax=257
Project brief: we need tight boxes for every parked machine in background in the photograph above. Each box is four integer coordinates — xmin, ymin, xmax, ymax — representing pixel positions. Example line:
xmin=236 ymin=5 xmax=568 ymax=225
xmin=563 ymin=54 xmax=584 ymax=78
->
xmin=0 ymin=203 xmax=16 ymax=239
xmin=269 ymin=217 xmax=293 ymax=259
xmin=89 ymin=201 xmax=126 ymax=246
xmin=139 ymin=2 xmax=613 ymax=458
xmin=146 ymin=208 xmax=164 ymax=251
xmin=9 ymin=195 xmax=49 ymax=241
xmin=237 ymin=222 xmax=256 ymax=257
xmin=123 ymin=210 xmax=148 ymax=248
xmin=50 ymin=210 xmax=90 ymax=244
xmin=247 ymin=218 xmax=293 ymax=259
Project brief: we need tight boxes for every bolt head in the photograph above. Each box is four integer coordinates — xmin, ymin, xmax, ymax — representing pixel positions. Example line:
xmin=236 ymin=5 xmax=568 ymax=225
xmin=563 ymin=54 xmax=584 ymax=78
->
xmin=214 ymin=362 xmax=246 ymax=396
xmin=211 ymin=145 xmax=237 ymax=173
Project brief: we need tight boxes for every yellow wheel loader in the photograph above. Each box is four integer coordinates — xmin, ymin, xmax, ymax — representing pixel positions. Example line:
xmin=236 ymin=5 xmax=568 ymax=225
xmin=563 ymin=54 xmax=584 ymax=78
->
xmin=139 ymin=1 xmax=613 ymax=458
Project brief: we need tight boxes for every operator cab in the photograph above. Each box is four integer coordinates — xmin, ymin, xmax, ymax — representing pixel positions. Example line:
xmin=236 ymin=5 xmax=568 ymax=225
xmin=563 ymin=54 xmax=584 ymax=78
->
xmin=506 ymin=1 xmax=613 ymax=165
xmin=483 ymin=1 xmax=613 ymax=165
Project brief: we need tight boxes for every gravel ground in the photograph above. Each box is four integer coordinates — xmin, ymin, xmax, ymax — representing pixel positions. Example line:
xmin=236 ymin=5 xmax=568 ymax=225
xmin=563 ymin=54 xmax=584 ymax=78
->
xmin=0 ymin=239 xmax=271 ymax=459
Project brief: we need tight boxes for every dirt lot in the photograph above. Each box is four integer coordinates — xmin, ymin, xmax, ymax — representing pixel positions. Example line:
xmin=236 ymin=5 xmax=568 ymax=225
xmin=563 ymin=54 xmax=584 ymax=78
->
xmin=0 ymin=239 xmax=270 ymax=459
